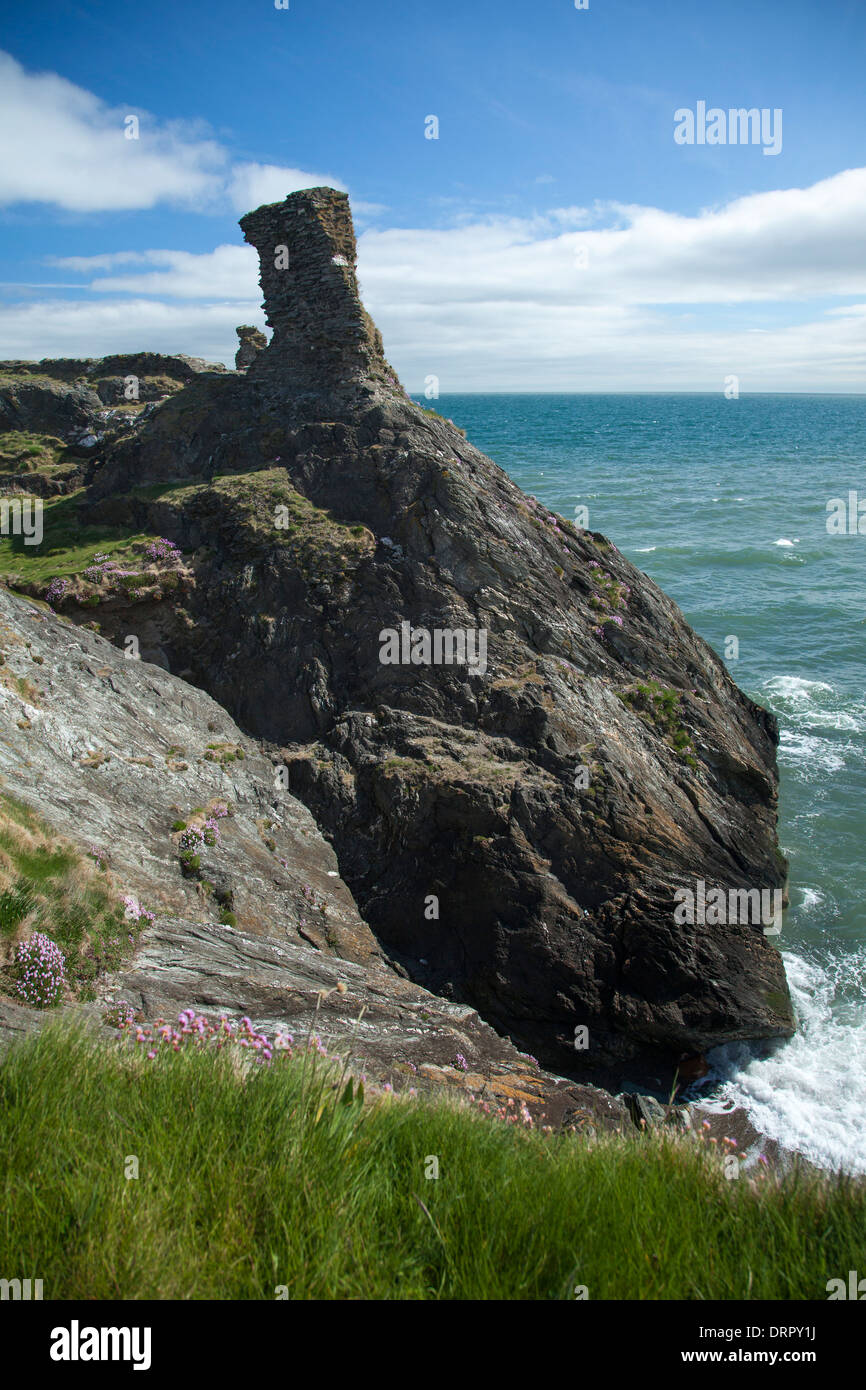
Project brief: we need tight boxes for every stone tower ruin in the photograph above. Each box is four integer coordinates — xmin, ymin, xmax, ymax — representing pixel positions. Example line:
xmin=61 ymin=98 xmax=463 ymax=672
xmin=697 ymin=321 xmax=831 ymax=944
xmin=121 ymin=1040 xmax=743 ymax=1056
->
xmin=239 ymin=187 xmax=399 ymax=402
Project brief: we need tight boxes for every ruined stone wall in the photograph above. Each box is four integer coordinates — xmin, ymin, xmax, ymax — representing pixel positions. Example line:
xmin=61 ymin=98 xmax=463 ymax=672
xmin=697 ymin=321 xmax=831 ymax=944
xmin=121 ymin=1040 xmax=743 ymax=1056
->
xmin=239 ymin=187 xmax=394 ymax=397
xmin=234 ymin=325 xmax=267 ymax=370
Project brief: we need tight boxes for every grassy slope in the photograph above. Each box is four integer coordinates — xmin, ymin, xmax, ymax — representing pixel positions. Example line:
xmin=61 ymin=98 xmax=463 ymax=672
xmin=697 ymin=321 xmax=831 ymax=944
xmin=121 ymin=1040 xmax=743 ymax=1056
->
xmin=0 ymin=431 xmax=70 ymax=474
xmin=0 ymin=793 xmax=134 ymax=1002
xmin=0 ymin=470 xmax=374 ymax=591
xmin=0 ymin=1020 xmax=861 ymax=1300
xmin=0 ymin=491 xmax=153 ymax=586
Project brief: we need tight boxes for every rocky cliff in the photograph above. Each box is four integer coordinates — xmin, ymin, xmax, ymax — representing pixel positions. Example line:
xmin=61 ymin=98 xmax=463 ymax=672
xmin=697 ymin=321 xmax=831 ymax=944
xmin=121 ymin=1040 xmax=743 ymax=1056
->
xmin=0 ymin=586 xmax=629 ymax=1134
xmin=0 ymin=186 xmax=794 ymax=1082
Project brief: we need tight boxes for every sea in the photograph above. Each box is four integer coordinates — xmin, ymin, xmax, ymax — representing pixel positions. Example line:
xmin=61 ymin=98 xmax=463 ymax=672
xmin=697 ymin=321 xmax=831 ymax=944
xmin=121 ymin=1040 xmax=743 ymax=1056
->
xmin=416 ymin=392 xmax=866 ymax=1176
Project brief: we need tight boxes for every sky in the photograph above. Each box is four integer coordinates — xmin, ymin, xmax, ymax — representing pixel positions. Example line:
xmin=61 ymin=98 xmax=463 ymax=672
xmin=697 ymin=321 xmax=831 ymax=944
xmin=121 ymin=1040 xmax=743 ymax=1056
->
xmin=0 ymin=0 xmax=865 ymax=391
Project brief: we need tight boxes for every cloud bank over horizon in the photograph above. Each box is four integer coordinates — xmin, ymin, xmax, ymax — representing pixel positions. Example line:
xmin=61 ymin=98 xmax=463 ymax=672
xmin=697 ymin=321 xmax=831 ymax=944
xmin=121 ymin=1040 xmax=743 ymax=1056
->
xmin=0 ymin=51 xmax=864 ymax=391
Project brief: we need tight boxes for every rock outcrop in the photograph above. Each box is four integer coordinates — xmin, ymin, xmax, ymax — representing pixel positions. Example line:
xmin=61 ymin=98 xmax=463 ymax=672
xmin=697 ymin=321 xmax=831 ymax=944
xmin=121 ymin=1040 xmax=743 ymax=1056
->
xmin=0 ymin=377 xmax=104 ymax=441
xmin=0 ymin=587 xmax=374 ymax=963
xmin=0 ymin=188 xmax=795 ymax=1083
xmin=0 ymin=586 xmax=631 ymax=1134
xmin=0 ymin=354 xmax=232 ymax=465
xmin=0 ymin=353 xmax=228 ymax=385
xmin=235 ymin=325 xmax=267 ymax=370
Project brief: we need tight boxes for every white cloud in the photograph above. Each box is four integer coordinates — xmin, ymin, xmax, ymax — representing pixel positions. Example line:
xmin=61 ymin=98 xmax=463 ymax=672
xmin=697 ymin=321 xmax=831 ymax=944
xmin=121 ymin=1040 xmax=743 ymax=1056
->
xmin=0 ymin=53 xmax=225 ymax=212
xmin=3 ymin=90 xmax=866 ymax=390
xmin=378 ymin=300 xmax=866 ymax=392
xmin=0 ymin=298 xmax=263 ymax=365
xmin=227 ymin=162 xmax=346 ymax=213
xmin=0 ymin=290 xmax=862 ymax=391
xmin=357 ymin=167 xmax=866 ymax=314
xmin=0 ymin=52 xmax=343 ymax=214
xmin=52 ymin=246 xmax=259 ymax=299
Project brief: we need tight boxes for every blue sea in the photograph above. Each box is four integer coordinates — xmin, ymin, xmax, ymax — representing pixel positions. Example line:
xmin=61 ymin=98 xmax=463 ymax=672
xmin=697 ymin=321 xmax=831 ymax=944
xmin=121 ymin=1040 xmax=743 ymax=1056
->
xmin=420 ymin=393 xmax=866 ymax=1175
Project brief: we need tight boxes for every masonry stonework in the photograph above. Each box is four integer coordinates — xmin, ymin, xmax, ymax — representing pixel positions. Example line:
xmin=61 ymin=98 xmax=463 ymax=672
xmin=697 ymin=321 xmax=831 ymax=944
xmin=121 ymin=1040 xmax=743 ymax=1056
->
xmin=239 ymin=187 xmax=399 ymax=400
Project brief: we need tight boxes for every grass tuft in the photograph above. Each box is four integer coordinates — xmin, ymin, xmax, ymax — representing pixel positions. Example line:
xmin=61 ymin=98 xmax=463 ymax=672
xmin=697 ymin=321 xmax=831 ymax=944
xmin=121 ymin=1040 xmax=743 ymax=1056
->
xmin=0 ymin=793 xmax=133 ymax=1001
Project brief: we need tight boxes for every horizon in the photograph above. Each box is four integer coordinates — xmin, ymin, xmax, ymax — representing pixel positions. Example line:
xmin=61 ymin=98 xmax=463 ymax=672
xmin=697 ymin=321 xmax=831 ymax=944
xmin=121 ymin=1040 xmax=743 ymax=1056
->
xmin=1 ymin=0 xmax=865 ymax=391
xmin=414 ymin=389 xmax=866 ymax=397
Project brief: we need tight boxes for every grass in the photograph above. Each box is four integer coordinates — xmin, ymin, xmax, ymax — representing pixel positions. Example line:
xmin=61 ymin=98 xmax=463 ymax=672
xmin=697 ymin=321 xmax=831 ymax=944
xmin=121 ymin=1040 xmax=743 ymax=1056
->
xmin=0 ymin=430 xmax=69 ymax=474
xmin=0 ymin=792 xmax=131 ymax=1001
xmin=0 ymin=667 xmax=42 ymax=706
xmin=0 ymin=1019 xmax=862 ymax=1300
xmin=203 ymin=742 xmax=244 ymax=765
xmin=185 ymin=469 xmax=375 ymax=576
xmin=0 ymin=491 xmax=153 ymax=586
xmin=418 ymin=405 xmax=467 ymax=436
xmin=618 ymin=681 xmax=699 ymax=770
xmin=0 ymin=373 xmax=65 ymax=388
xmin=0 ymin=491 xmax=189 ymax=610
xmin=0 ymin=469 xmax=373 ymax=597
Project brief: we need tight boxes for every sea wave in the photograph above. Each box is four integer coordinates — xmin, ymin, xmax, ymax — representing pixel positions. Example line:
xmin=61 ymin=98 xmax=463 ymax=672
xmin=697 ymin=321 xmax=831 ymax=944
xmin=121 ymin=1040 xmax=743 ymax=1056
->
xmin=798 ymin=886 xmax=826 ymax=913
xmin=763 ymin=675 xmax=866 ymax=734
xmin=778 ymin=730 xmax=849 ymax=777
xmin=696 ymin=948 xmax=866 ymax=1175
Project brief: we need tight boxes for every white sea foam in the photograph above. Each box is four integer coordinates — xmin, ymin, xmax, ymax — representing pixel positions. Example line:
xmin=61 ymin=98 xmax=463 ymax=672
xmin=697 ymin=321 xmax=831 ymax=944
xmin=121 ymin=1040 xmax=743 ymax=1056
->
xmin=709 ymin=671 xmax=866 ymax=1171
xmin=767 ymin=675 xmax=834 ymax=702
xmin=634 ymin=545 xmax=656 ymax=552
xmin=799 ymin=887 xmax=825 ymax=912
xmin=697 ymin=950 xmax=866 ymax=1175
xmin=764 ymin=675 xmax=866 ymax=734
xmin=779 ymin=730 xmax=847 ymax=776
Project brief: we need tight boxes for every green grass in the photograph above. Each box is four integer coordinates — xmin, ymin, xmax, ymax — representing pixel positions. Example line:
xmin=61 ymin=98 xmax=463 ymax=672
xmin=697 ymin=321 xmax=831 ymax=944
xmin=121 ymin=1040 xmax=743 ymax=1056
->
xmin=129 ymin=470 xmax=375 ymax=582
xmin=0 ymin=469 xmax=373 ymax=595
xmin=203 ymin=742 xmax=244 ymax=765
xmin=618 ymin=681 xmax=699 ymax=770
xmin=0 ymin=1019 xmax=862 ymax=1300
xmin=0 ymin=792 xmax=131 ymax=1000
xmin=419 ymin=405 xmax=466 ymax=436
xmin=0 ymin=373 xmax=63 ymax=387
xmin=0 ymin=491 xmax=153 ymax=585
xmin=0 ymin=431 xmax=69 ymax=473
xmin=188 ymin=469 xmax=375 ymax=572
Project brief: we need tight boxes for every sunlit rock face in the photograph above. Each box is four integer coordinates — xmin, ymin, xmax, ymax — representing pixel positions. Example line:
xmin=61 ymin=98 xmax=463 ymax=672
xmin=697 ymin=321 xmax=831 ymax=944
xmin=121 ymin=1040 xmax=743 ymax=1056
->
xmin=235 ymin=326 xmax=267 ymax=371
xmin=11 ymin=186 xmax=794 ymax=1081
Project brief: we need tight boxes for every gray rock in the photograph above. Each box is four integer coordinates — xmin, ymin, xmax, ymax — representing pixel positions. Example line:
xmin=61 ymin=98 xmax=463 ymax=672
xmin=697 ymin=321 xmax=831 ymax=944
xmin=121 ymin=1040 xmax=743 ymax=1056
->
xmin=0 ymin=590 xmax=631 ymax=1132
xmin=10 ymin=188 xmax=796 ymax=1080
xmin=619 ymin=1091 xmax=692 ymax=1131
xmin=0 ymin=379 xmax=103 ymax=440
xmin=234 ymin=325 xmax=267 ymax=370
xmin=0 ymin=587 xmax=377 ymax=964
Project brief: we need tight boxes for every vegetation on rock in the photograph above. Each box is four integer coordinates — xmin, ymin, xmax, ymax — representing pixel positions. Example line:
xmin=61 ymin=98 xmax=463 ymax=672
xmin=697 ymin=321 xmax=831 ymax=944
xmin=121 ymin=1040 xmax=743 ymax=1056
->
xmin=0 ymin=793 xmax=139 ymax=1002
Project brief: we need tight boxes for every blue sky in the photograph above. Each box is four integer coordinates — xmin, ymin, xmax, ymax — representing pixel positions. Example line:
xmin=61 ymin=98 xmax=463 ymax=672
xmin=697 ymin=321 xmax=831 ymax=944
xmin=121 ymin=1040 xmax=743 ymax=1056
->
xmin=1 ymin=0 xmax=865 ymax=389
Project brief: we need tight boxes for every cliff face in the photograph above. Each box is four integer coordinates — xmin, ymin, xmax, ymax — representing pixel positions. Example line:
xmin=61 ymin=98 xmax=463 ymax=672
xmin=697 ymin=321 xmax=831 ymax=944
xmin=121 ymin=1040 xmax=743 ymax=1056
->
xmin=0 ymin=587 xmax=630 ymax=1135
xmin=10 ymin=188 xmax=794 ymax=1077
xmin=0 ymin=588 xmax=376 ymax=965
